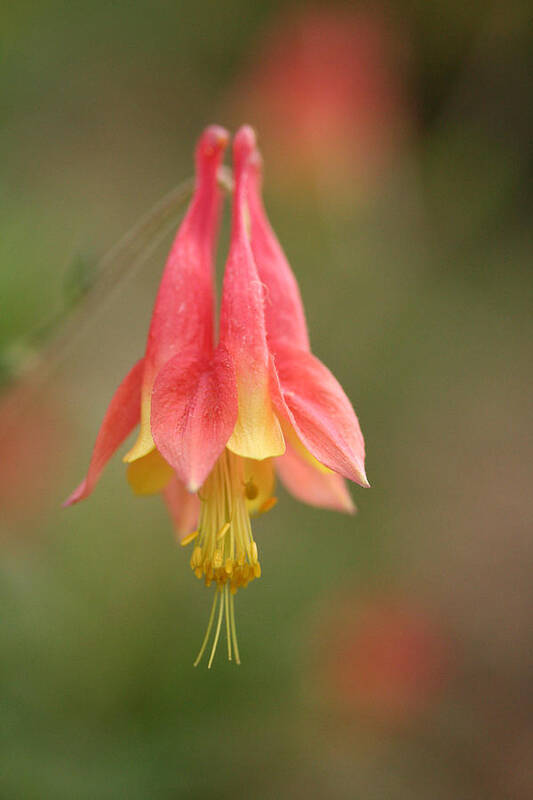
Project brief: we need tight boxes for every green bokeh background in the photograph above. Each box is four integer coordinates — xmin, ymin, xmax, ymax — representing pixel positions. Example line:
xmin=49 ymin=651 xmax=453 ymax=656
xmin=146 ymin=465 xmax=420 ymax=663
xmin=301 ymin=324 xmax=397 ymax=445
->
xmin=1 ymin=1 xmax=532 ymax=797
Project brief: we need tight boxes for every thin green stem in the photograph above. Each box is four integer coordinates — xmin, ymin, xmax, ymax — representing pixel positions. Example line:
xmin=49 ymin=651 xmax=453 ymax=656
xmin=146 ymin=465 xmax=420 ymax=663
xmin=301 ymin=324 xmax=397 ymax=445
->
xmin=0 ymin=167 xmax=234 ymax=444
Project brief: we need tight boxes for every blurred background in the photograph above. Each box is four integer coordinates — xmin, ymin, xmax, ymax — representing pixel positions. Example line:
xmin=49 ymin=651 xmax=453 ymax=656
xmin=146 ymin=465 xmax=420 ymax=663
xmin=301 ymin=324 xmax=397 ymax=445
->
xmin=1 ymin=0 xmax=532 ymax=797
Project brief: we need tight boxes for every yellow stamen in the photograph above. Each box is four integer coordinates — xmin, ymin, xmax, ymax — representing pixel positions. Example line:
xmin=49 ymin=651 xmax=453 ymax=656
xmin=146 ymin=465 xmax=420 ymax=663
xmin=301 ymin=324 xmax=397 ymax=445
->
xmin=181 ymin=530 xmax=199 ymax=546
xmin=207 ymin=587 xmax=225 ymax=669
xmin=230 ymin=592 xmax=240 ymax=664
xmin=251 ymin=541 xmax=258 ymax=564
xmin=186 ymin=449 xmax=277 ymax=667
xmin=224 ymin=584 xmax=232 ymax=662
xmin=193 ymin=590 xmax=219 ymax=668
xmin=217 ymin=522 xmax=231 ymax=541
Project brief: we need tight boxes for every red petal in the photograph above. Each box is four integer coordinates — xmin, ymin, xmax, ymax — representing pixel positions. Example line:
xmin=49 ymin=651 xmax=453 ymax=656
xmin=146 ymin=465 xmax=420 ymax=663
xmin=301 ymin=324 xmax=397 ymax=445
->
xmin=151 ymin=346 xmax=238 ymax=492
xmin=271 ymin=345 xmax=369 ymax=487
xmin=125 ymin=125 xmax=228 ymax=462
xmin=163 ymin=477 xmax=201 ymax=541
xmin=276 ymin=439 xmax=355 ymax=513
xmin=247 ymin=149 xmax=310 ymax=352
xmin=219 ymin=126 xmax=285 ymax=459
xmin=63 ymin=358 xmax=144 ymax=506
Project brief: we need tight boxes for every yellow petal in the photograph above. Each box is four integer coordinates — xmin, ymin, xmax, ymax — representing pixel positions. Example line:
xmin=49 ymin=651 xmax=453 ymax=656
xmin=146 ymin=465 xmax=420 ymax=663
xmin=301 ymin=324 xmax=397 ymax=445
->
xmin=123 ymin=394 xmax=154 ymax=463
xmin=243 ymin=457 xmax=275 ymax=515
xmin=226 ymin=381 xmax=285 ymax=460
xmin=126 ymin=447 xmax=174 ymax=495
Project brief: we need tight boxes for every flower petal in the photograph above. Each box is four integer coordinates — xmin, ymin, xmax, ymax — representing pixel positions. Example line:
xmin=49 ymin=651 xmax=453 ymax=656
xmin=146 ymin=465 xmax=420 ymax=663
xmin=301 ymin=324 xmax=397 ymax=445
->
xmin=63 ymin=358 xmax=144 ymax=506
xmin=276 ymin=438 xmax=355 ymax=513
xmin=151 ymin=346 xmax=238 ymax=492
xmin=220 ymin=126 xmax=285 ymax=460
xmin=271 ymin=345 xmax=369 ymax=487
xmin=163 ymin=477 xmax=201 ymax=541
xmin=242 ymin=457 xmax=276 ymax=515
xmin=126 ymin=448 xmax=174 ymax=495
xmin=124 ymin=125 xmax=229 ymax=463
xmin=247 ymin=149 xmax=310 ymax=352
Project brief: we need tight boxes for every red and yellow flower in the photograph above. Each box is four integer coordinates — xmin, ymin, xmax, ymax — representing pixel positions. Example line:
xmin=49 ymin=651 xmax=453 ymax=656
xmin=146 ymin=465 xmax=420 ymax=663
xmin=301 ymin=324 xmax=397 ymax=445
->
xmin=66 ymin=125 xmax=368 ymax=666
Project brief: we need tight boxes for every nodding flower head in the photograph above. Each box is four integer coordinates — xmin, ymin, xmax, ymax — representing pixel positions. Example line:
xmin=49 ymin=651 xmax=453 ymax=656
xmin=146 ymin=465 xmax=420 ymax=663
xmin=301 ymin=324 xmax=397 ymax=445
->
xmin=65 ymin=125 xmax=368 ymax=667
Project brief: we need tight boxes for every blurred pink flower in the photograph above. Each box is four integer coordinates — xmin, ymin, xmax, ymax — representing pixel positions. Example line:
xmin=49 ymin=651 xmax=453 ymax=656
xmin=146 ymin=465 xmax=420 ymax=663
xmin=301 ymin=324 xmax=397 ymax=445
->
xmin=316 ymin=591 xmax=452 ymax=726
xmin=0 ymin=382 xmax=69 ymax=528
xmin=229 ymin=6 xmax=410 ymax=195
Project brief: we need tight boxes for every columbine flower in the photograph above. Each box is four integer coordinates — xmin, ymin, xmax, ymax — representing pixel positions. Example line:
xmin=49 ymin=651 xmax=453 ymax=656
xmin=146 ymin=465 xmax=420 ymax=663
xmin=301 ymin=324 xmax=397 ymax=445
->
xmin=66 ymin=125 xmax=368 ymax=667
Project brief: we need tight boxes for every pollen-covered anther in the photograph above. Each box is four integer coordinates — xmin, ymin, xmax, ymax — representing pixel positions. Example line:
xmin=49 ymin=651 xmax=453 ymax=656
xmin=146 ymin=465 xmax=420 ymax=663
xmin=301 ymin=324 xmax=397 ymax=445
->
xmin=191 ymin=545 xmax=202 ymax=568
xmin=217 ymin=522 xmax=230 ymax=541
xmin=180 ymin=530 xmax=199 ymax=546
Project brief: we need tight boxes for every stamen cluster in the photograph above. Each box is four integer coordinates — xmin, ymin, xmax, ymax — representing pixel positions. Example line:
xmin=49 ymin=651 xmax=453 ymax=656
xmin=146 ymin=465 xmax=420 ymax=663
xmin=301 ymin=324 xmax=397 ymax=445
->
xmin=183 ymin=450 xmax=262 ymax=594
xmin=180 ymin=450 xmax=266 ymax=667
